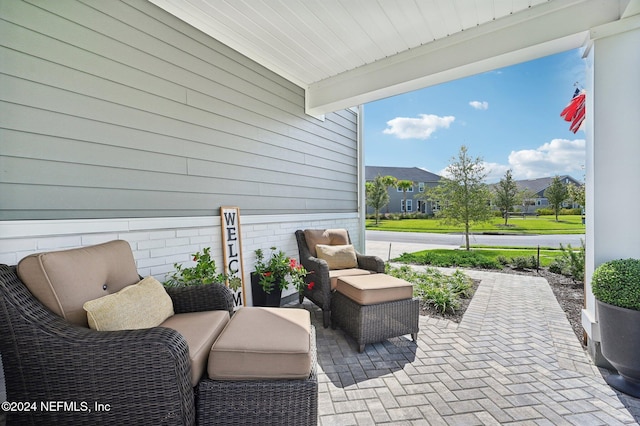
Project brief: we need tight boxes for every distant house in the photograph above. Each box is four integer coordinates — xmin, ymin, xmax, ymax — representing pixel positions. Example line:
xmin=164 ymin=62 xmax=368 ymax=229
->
xmin=365 ymin=166 xmax=442 ymax=215
xmin=497 ymin=175 xmax=584 ymax=212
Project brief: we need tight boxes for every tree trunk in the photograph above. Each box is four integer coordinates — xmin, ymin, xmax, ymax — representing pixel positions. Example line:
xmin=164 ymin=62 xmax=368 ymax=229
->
xmin=465 ymin=223 xmax=470 ymax=250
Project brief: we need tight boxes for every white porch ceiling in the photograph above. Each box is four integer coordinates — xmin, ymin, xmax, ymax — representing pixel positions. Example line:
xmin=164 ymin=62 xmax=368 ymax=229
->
xmin=150 ymin=0 xmax=635 ymax=116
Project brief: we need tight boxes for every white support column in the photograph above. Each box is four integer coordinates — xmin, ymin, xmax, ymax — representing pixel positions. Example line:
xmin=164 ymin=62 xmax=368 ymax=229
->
xmin=583 ymin=17 xmax=640 ymax=365
xmin=357 ymin=105 xmax=367 ymax=254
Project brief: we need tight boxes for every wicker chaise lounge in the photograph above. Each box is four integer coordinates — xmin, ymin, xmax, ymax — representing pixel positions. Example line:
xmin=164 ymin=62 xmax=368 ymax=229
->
xmin=0 ymin=241 xmax=317 ymax=425
xmin=295 ymin=229 xmax=385 ymax=328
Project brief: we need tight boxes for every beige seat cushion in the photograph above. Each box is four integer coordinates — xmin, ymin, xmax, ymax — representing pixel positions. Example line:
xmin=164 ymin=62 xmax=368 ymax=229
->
xmin=17 ymin=240 xmax=141 ymax=327
xmin=161 ymin=310 xmax=230 ymax=386
xmin=328 ymin=268 xmax=375 ymax=290
xmin=208 ymin=307 xmax=311 ymax=380
xmin=316 ymin=244 xmax=358 ymax=270
xmin=83 ymin=276 xmax=174 ymax=331
xmin=336 ymin=274 xmax=413 ymax=305
xmin=303 ymin=229 xmax=350 ymax=257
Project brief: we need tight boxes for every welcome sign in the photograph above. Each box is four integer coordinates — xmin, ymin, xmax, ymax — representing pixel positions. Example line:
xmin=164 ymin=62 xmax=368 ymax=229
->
xmin=220 ymin=206 xmax=246 ymax=310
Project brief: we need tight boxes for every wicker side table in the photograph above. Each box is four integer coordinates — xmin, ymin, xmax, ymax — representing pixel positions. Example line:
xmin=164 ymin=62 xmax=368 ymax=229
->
xmin=331 ymin=274 xmax=419 ymax=352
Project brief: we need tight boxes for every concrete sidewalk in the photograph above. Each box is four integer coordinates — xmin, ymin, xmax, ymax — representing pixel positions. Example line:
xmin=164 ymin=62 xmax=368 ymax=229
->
xmin=306 ymin=267 xmax=640 ymax=425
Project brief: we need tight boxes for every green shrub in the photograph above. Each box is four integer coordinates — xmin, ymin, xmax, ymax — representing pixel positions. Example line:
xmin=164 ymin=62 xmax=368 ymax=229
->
xmin=548 ymin=241 xmax=585 ymax=282
xmin=536 ymin=207 xmax=581 ymax=216
xmin=591 ymin=258 xmax=640 ymax=311
xmin=511 ymin=255 xmax=536 ymax=270
xmin=386 ymin=265 xmax=472 ymax=314
xmin=496 ymin=255 xmax=510 ymax=266
xmin=560 ymin=208 xmax=582 ymax=215
xmin=536 ymin=208 xmax=555 ymax=215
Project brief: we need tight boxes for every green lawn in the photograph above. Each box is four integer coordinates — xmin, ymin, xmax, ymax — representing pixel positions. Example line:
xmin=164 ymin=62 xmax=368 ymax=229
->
xmin=366 ymin=215 xmax=585 ymax=235
xmin=395 ymin=247 xmax=567 ymax=268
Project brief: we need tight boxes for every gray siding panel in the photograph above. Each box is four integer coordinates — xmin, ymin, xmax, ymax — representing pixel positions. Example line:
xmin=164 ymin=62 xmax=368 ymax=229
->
xmin=0 ymin=0 xmax=358 ymax=220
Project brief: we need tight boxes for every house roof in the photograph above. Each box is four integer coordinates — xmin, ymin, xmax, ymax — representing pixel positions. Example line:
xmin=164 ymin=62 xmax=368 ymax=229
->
xmin=513 ymin=175 xmax=583 ymax=195
xmin=366 ymin=166 xmax=441 ymax=183
xmin=149 ymin=0 xmax=636 ymax=116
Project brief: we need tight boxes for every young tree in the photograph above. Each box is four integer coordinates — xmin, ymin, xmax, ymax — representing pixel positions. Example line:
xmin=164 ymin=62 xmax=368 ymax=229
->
xmin=366 ymin=175 xmax=389 ymax=225
xmin=397 ymin=180 xmax=414 ymax=216
xmin=493 ymin=169 xmax=519 ymax=225
xmin=544 ymin=175 xmax=569 ymax=221
xmin=424 ymin=145 xmax=493 ymax=250
xmin=567 ymin=182 xmax=585 ymax=209
xmin=381 ymin=175 xmax=398 ymax=214
xmin=518 ymin=188 xmax=537 ymax=219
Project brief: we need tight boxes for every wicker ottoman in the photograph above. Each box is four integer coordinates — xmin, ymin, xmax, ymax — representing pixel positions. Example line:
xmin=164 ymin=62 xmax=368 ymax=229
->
xmin=331 ymin=274 xmax=419 ymax=352
xmin=197 ymin=307 xmax=318 ymax=426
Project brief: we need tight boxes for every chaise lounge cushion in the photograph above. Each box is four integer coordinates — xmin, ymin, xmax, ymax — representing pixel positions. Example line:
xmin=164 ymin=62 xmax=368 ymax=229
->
xmin=336 ymin=274 xmax=414 ymax=305
xmin=303 ymin=229 xmax=350 ymax=257
xmin=161 ymin=310 xmax=230 ymax=386
xmin=328 ymin=268 xmax=376 ymax=290
xmin=17 ymin=240 xmax=141 ymax=327
xmin=83 ymin=276 xmax=174 ymax=331
xmin=208 ymin=307 xmax=311 ymax=380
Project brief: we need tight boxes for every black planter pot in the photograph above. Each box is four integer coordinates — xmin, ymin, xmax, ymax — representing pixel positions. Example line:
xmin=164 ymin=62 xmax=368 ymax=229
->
xmin=597 ymin=299 xmax=640 ymax=398
xmin=250 ymin=272 xmax=282 ymax=307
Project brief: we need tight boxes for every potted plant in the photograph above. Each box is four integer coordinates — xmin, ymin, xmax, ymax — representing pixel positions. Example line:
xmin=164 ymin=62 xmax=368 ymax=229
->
xmin=252 ymin=247 xmax=313 ymax=307
xmin=165 ymin=247 xmax=240 ymax=290
xmin=591 ymin=258 xmax=640 ymax=397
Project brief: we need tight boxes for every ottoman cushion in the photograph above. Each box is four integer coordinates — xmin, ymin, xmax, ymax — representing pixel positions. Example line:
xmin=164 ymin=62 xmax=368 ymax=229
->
xmin=328 ymin=268 xmax=375 ymax=290
xmin=336 ymin=274 xmax=413 ymax=305
xmin=161 ymin=310 xmax=230 ymax=386
xmin=208 ymin=307 xmax=311 ymax=380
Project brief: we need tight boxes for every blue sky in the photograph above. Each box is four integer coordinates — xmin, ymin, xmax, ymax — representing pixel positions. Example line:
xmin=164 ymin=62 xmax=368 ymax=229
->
xmin=363 ymin=48 xmax=586 ymax=183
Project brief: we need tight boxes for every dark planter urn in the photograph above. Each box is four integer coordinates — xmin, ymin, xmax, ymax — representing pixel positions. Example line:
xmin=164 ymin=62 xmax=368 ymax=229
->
xmin=597 ymin=299 xmax=640 ymax=398
xmin=250 ymin=272 xmax=282 ymax=307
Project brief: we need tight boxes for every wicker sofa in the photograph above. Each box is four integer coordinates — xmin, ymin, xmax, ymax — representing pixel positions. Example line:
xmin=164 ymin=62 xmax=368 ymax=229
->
xmin=0 ymin=240 xmax=317 ymax=425
xmin=295 ymin=229 xmax=385 ymax=328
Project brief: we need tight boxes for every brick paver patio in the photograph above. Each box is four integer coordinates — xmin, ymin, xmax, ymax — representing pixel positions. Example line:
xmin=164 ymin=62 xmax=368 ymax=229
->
xmin=303 ymin=268 xmax=640 ymax=425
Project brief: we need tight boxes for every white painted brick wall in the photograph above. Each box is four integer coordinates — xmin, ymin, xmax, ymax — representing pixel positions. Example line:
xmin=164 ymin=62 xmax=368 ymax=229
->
xmin=0 ymin=214 xmax=361 ymax=302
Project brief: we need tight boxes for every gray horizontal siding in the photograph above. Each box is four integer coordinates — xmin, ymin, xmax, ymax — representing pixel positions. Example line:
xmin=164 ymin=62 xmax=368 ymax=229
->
xmin=0 ymin=0 xmax=358 ymax=220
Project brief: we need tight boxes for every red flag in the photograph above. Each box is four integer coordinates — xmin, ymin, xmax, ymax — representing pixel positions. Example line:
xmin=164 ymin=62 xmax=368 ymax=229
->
xmin=560 ymin=89 xmax=586 ymax=133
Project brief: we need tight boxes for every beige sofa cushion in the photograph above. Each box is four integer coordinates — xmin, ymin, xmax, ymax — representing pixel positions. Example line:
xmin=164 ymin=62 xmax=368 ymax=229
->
xmin=208 ymin=307 xmax=311 ymax=380
xmin=303 ymin=229 xmax=350 ymax=257
xmin=328 ymin=268 xmax=375 ymax=290
xmin=83 ymin=276 xmax=174 ymax=331
xmin=336 ymin=274 xmax=413 ymax=305
xmin=17 ymin=240 xmax=141 ymax=327
xmin=316 ymin=244 xmax=358 ymax=270
xmin=161 ymin=310 xmax=230 ymax=386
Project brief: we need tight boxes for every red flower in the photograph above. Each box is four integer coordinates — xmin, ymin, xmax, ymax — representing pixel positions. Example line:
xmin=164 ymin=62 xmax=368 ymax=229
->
xmin=307 ymin=281 xmax=315 ymax=290
xmin=193 ymin=256 xmax=197 ymax=262
xmin=289 ymin=258 xmax=297 ymax=269
xmin=263 ymin=271 xmax=272 ymax=277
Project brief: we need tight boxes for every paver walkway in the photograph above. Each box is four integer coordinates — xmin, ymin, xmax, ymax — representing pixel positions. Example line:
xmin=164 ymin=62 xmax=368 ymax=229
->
xmin=304 ymin=268 xmax=640 ymax=425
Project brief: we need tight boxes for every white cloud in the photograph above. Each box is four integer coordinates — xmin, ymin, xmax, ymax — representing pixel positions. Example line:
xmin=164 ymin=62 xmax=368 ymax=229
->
xmin=507 ymin=139 xmax=585 ymax=180
xmin=469 ymin=101 xmax=489 ymax=110
xmin=438 ymin=161 xmax=509 ymax=182
xmin=437 ymin=139 xmax=585 ymax=183
xmin=383 ymin=114 xmax=455 ymax=140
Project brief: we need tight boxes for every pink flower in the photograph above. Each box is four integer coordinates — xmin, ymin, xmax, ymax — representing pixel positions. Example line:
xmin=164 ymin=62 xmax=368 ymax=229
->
xmin=289 ymin=258 xmax=297 ymax=269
